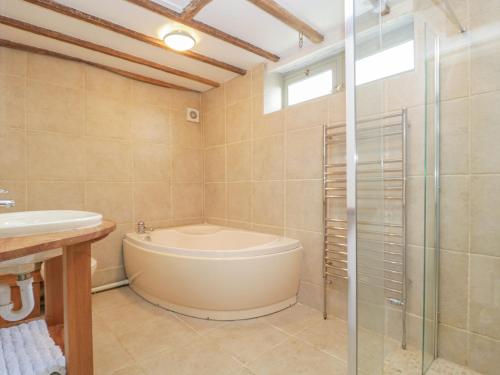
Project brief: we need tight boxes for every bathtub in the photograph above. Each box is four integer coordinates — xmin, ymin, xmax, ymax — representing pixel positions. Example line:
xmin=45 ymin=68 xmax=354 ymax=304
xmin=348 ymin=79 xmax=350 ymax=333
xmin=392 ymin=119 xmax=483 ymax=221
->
xmin=123 ymin=224 xmax=302 ymax=320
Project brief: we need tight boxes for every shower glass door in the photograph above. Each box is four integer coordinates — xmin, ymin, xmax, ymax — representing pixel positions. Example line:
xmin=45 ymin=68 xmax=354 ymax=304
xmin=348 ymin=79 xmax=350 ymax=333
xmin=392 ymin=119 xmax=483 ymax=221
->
xmin=350 ymin=1 xmax=438 ymax=373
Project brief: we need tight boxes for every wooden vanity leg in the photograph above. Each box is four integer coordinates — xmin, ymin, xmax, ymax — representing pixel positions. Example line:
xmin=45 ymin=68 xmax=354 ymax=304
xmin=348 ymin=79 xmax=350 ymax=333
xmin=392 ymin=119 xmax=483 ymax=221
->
xmin=44 ymin=255 xmax=63 ymax=327
xmin=63 ymin=242 xmax=93 ymax=375
xmin=44 ymin=255 xmax=65 ymax=350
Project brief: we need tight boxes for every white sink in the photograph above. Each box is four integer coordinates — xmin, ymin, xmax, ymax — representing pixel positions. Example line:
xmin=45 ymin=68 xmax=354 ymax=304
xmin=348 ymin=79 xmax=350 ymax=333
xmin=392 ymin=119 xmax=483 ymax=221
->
xmin=0 ymin=210 xmax=103 ymax=238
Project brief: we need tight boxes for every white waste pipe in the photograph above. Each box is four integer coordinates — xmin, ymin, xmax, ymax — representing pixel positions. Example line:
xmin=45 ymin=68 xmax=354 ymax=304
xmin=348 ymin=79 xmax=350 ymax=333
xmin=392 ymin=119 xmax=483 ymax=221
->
xmin=0 ymin=276 xmax=35 ymax=322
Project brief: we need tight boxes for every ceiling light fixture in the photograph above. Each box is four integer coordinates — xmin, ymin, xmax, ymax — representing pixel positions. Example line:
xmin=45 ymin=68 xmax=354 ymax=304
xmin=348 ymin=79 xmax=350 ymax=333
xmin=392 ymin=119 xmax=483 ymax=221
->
xmin=163 ymin=30 xmax=196 ymax=51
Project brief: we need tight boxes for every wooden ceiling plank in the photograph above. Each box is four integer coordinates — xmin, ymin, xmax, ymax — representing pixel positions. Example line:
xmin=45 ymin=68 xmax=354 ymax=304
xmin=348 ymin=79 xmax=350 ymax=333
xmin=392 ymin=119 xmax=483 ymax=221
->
xmin=125 ymin=0 xmax=280 ymax=62
xmin=0 ymin=38 xmax=197 ymax=91
xmin=246 ymin=0 xmax=324 ymax=43
xmin=22 ymin=0 xmax=246 ymax=75
xmin=0 ymin=15 xmax=219 ymax=87
xmin=181 ymin=0 xmax=213 ymax=19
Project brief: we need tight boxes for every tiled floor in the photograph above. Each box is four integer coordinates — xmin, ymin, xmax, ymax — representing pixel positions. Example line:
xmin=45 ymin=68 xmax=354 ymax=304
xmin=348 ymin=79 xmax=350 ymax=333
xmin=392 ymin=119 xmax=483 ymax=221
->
xmin=92 ymin=287 xmax=481 ymax=375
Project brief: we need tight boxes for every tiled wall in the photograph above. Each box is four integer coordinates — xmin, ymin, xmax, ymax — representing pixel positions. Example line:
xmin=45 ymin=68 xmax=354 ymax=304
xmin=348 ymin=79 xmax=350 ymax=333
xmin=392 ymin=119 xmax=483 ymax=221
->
xmin=0 ymin=47 xmax=204 ymax=286
xmin=419 ymin=1 xmax=500 ymax=373
xmin=201 ymin=65 xmax=347 ymax=316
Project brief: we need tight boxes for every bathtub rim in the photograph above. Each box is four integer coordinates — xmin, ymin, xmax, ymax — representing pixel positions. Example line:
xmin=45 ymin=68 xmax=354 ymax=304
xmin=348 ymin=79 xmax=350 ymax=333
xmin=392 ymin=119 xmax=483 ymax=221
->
xmin=124 ymin=224 xmax=301 ymax=258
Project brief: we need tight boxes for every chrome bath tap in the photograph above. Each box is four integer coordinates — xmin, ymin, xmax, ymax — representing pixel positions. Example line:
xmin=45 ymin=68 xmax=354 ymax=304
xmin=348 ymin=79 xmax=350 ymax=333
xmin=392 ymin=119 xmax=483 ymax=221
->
xmin=0 ymin=189 xmax=15 ymax=208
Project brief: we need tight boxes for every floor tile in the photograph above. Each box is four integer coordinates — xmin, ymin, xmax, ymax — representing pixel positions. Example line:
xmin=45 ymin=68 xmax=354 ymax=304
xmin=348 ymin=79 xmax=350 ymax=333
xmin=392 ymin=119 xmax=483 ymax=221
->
xmin=138 ymin=337 xmax=241 ymax=375
xmin=112 ymin=365 xmax=146 ymax=375
xmin=297 ymin=316 xmax=348 ymax=361
xmin=264 ymin=303 xmax=323 ymax=335
xmin=116 ymin=313 xmax=199 ymax=361
xmin=93 ymin=317 xmax=135 ymax=375
xmin=174 ymin=312 xmax=228 ymax=334
xmin=205 ymin=319 xmax=290 ymax=364
xmin=247 ymin=337 xmax=347 ymax=375
xmin=92 ymin=286 xmax=142 ymax=314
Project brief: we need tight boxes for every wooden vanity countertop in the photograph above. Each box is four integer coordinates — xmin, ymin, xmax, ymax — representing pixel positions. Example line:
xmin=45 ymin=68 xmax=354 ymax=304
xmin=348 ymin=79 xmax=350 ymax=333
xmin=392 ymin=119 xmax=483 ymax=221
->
xmin=0 ymin=221 xmax=116 ymax=262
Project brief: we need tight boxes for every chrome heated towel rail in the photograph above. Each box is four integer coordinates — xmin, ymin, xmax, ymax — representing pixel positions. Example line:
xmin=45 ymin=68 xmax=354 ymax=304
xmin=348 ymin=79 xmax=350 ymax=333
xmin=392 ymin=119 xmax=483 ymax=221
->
xmin=322 ymin=108 xmax=408 ymax=349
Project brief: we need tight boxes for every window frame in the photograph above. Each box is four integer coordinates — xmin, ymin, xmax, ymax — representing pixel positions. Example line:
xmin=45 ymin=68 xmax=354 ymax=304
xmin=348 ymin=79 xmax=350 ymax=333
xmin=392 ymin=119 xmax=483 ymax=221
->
xmin=283 ymin=53 xmax=344 ymax=107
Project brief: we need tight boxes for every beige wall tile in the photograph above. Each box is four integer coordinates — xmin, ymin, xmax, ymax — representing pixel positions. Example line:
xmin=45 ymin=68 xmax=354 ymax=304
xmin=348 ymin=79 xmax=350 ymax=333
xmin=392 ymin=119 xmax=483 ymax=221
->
xmin=440 ymin=176 xmax=469 ymax=252
xmin=205 ymin=146 xmax=226 ymax=183
xmin=228 ymin=182 xmax=251 ymax=222
xmin=172 ymin=183 xmax=202 ymax=218
xmin=225 ymin=73 xmax=251 ymax=106
xmin=286 ymin=180 xmax=322 ymax=232
xmin=469 ymin=254 xmax=500 ymax=340
xmin=202 ymin=86 xmax=225 ymax=113
xmin=204 ymin=108 xmax=225 ymax=147
xmin=252 ymin=96 xmax=284 ymax=138
xmin=441 ymin=98 xmax=469 ymax=175
xmin=440 ymin=250 xmax=468 ymax=328
xmin=86 ymin=94 xmax=131 ymax=139
xmin=227 ymin=100 xmax=251 ymax=143
xmin=227 ymin=141 xmax=251 ymax=182
xmin=86 ymin=66 xmax=131 ymax=100
xmin=437 ymin=324 xmax=468 ymax=366
xmin=406 ymin=106 xmax=426 ymax=176
xmin=253 ymin=181 xmax=283 ymax=227
xmin=384 ymin=70 xmax=425 ymax=111
xmin=171 ymin=110 xmax=202 ymax=148
xmin=205 ymin=183 xmax=226 ymax=218
xmin=286 ymin=127 xmax=323 ymax=179
xmin=253 ymin=135 xmax=283 ymax=180
xmin=329 ymin=91 xmax=346 ymax=124
xmin=133 ymin=142 xmax=170 ymax=182
xmin=92 ymin=223 xmax=133 ymax=270
xmin=356 ymin=81 xmax=384 ymax=118
xmin=251 ymin=64 xmax=265 ymax=97
xmin=133 ymin=182 xmax=170 ymax=222
xmin=297 ymin=281 xmax=323 ymax=312
xmin=27 ymin=54 xmax=84 ymax=89
xmin=92 ymin=266 xmax=127 ymax=289
xmin=131 ymin=80 xmax=171 ymax=108
xmin=86 ymin=182 xmax=133 ymax=223
xmin=285 ymin=97 xmax=328 ymax=131
xmin=130 ymin=104 xmax=170 ymax=143
xmin=26 ymin=81 xmax=84 ymax=135
xmin=470 ymin=38 xmax=500 ymax=95
xmin=0 ymin=48 xmax=27 ymax=77
xmin=27 ymin=181 xmax=84 ymax=210
xmin=286 ymin=228 xmax=323 ymax=285
xmin=470 ymin=175 xmax=500 ymax=256
xmin=171 ymin=90 xmax=200 ymax=111
xmin=0 ymin=75 xmax=25 ymax=130
xmin=468 ymin=333 xmax=500 ymax=375
xmin=86 ymin=138 xmax=133 ymax=182
xmin=440 ymin=40 xmax=470 ymax=101
xmin=0 ymin=180 xmax=26 ymax=213
xmin=172 ymin=147 xmax=203 ymax=183
xmin=0 ymin=129 xmax=26 ymax=180
xmin=28 ymin=131 xmax=85 ymax=181
xmin=471 ymin=91 xmax=500 ymax=173
xmin=406 ymin=177 xmax=425 ymax=246
xmin=406 ymin=245 xmax=423 ymax=316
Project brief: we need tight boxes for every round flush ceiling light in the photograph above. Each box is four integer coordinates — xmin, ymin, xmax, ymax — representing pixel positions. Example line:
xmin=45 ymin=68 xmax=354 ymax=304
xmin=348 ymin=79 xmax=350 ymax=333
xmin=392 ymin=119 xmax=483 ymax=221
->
xmin=163 ymin=30 xmax=196 ymax=51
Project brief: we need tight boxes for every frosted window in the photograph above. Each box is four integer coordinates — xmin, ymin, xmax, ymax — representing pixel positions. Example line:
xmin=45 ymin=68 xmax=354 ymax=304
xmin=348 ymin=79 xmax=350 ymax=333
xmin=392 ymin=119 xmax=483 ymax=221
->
xmin=287 ymin=70 xmax=333 ymax=106
xmin=356 ymin=40 xmax=415 ymax=86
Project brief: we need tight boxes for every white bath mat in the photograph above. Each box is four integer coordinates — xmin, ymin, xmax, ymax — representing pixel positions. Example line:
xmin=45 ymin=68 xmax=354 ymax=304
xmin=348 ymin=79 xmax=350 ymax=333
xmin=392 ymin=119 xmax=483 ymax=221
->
xmin=0 ymin=319 xmax=66 ymax=375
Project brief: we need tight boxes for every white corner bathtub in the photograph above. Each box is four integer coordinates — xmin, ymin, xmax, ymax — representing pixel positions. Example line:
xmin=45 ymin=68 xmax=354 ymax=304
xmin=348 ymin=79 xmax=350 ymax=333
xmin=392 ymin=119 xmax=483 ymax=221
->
xmin=123 ymin=224 xmax=302 ymax=320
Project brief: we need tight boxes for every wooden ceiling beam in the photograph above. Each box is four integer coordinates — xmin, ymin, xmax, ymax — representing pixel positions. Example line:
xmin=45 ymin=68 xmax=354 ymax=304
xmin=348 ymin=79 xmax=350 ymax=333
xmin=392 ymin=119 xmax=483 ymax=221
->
xmin=0 ymin=15 xmax=219 ymax=87
xmin=246 ymin=0 xmax=324 ymax=43
xmin=125 ymin=0 xmax=280 ymax=62
xmin=22 ymin=0 xmax=246 ymax=75
xmin=181 ymin=0 xmax=213 ymax=19
xmin=0 ymin=39 xmax=197 ymax=91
